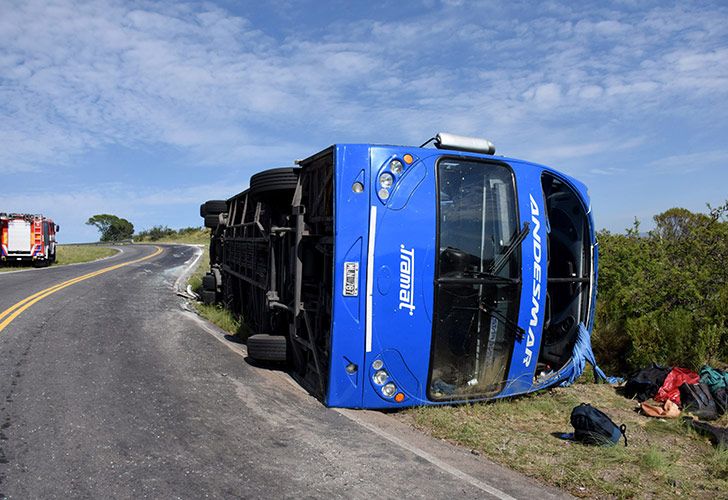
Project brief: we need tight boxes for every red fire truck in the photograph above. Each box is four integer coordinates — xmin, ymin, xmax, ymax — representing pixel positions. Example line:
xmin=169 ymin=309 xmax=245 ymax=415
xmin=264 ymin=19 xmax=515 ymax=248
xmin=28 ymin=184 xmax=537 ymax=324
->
xmin=0 ymin=213 xmax=59 ymax=266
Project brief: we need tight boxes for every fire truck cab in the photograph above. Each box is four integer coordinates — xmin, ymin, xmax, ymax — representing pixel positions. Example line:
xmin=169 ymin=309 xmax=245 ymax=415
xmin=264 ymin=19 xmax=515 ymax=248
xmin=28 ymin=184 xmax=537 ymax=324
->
xmin=0 ymin=213 xmax=59 ymax=266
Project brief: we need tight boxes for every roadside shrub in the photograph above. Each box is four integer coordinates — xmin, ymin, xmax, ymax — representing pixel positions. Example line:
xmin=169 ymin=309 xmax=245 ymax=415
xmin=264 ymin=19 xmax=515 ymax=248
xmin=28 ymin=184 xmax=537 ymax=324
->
xmin=146 ymin=225 xmax=175 ymax=241
xmin=593 ymin=202 xmax=728 ymax=373
xmin=134 ymin=226 xmax=209 ymax=243
xmin=618 ymin=309 xmax=722 ymax=371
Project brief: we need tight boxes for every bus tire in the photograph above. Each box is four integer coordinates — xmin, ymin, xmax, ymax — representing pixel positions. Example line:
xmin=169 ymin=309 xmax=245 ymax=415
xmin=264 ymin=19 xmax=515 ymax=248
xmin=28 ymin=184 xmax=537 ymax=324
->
xmin=200 ymin=200 xmax=227 ymax=217
xmin=202 ymin=273 xmax=216 ymax=291
xmin=247 ymin=334 xmax=288 ymax=362
xmin=250 ymin=168 xmax=300 ymax=195
xmin=201 ymin=290 xmax=216 ymax=305
xmin=204 ymin=214 xmax=219 ymax=229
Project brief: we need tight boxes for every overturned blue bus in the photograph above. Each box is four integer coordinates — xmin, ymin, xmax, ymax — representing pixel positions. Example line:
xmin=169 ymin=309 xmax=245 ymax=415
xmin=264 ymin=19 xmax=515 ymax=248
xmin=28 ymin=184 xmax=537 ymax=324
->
xmin=200 ymin=133 xmax=598 ymax=409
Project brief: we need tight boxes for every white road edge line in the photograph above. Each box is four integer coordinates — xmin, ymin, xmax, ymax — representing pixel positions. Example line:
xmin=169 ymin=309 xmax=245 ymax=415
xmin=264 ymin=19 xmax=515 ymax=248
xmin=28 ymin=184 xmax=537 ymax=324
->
xmin=184 ymin=310 xmax=249 ymax=358
xmin=173 ymin=244 xmax=204 ymax=294
xmin=179 ymin=237 xmax=516 ymax=500
xmin=334 ymin=409 xmax=517 ymax=500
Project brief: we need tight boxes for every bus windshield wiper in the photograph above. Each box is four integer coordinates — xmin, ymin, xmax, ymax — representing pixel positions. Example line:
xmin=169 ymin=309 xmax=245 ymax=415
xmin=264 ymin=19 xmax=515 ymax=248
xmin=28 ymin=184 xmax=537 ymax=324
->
xmin=437 ymin=270 xmax=519 ymax=285
xmin=489 ymin=222 xmax=530 ymax=276
xmin=479 ymin=301 xmax=525 ymax=341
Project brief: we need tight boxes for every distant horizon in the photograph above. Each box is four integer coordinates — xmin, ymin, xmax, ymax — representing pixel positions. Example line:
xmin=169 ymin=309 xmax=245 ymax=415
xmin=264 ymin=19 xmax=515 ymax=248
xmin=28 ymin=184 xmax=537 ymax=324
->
xmin=55 ymin=202 xmax=718 ymax=245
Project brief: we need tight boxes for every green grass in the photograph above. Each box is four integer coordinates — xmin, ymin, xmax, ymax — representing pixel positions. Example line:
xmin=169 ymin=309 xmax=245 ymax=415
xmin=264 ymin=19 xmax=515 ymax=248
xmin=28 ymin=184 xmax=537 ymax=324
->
xmin=135 ymin=228 xmax=210 ymax=245
xmin=55 ymin=244 xmax=118 ymax=265
xmin=405 ymin=383 xmax=728 ymax=498
xmin=185 ymin=240 xmax=251 ymax=339
xmin=707 ymin=447 xmax=728 ymax=480
xmin=0 ymin=244 xmax=118 ymax=271
xmin=640 ymin=447 xmax=670 ymax=473
xmin=195 ymin=303 xmax=243 ymax=334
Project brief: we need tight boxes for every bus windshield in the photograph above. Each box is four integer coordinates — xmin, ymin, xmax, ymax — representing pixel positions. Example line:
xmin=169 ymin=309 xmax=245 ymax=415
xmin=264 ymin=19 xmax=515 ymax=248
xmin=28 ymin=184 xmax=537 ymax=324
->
xmin=429 ymin=159 xmax=520 ymax=400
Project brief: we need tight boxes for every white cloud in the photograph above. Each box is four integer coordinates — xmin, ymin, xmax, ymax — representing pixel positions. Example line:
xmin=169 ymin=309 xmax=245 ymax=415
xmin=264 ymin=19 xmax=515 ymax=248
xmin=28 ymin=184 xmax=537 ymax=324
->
xmin=589 ymin=167 xmax=626 ymax=176
xmin=577 ymin=84 xmax=604 ymax=99
xmin=573 ymin=19 xmax=629 ymax=36
xmin=0 ymin=0 xmax=727 ymax=235
xmin=647 ymin=149 xmax=728 ymax=173
xmin=531 ymin=83 xmax=562 ymax=107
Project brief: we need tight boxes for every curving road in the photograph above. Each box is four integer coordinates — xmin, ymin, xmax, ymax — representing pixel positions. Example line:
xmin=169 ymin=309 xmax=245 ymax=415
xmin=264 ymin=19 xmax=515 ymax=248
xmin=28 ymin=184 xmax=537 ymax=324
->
xmin=0 ymin=245 xmax=567 ymax=499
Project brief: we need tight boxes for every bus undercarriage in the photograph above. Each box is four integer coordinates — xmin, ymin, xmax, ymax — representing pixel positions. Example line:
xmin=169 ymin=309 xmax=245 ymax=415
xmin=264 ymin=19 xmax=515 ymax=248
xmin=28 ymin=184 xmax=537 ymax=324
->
xmin=202 ymin=149 xmax=335 ymax=400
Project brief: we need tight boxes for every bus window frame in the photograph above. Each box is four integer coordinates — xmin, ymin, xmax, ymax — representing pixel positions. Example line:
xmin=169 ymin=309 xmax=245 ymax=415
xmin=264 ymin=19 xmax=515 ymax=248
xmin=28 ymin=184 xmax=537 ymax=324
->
xmin=427 ymin=155 xmax=522 ymax=402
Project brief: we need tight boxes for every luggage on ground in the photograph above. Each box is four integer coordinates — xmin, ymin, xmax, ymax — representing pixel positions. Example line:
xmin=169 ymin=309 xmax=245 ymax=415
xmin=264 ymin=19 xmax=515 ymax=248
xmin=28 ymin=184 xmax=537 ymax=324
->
xmin=712 ymin=387 xmax=728 ymax=415
xmin=655 ymin=367 xmax=699 ymax=405
xmin=699 ymin=365 xmax=728 ymax=393
xmin=570 ymin=403 xmax=627 ymax=447
xmin=678 ymin=383 xmax=719 ymax=420
xmin=624 ymin=365 xmax=671 ymax=402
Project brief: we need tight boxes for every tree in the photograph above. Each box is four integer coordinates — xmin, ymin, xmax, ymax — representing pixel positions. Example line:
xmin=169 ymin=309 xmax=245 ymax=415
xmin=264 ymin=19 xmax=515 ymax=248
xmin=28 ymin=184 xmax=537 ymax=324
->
xmin=593 ymin=202 xmax=728 ymax=373
xmin=86 ymin=214 xmax=134 ymax=242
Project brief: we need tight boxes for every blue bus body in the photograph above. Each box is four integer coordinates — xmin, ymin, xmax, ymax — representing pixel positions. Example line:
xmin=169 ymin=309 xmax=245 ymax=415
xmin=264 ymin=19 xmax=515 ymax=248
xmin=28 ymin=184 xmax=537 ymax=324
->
xmin=201 ymin=139 xmax=597 ymax=409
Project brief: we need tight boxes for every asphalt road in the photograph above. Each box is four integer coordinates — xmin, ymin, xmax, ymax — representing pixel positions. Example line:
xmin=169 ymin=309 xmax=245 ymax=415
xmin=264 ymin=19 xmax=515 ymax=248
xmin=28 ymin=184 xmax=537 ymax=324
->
xmin=0 ymin=244 xmax=568 ymax=499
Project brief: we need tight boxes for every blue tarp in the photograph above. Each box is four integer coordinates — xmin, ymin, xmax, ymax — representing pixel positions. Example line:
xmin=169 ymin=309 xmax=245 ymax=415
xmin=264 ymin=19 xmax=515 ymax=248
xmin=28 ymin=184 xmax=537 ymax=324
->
xmin=560 ymin=323 xmax=623 ymax=386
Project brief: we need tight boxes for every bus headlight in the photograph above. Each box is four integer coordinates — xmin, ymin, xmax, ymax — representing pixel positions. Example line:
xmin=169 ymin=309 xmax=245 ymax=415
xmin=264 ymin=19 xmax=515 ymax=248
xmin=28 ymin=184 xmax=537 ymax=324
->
xmin=373 ymin=370 xmax=389 ymax=385
xmin=390 ymin=160 xmax=403 ymax=175
xmin=379 ymin=172 xmax=394 ymax=189
xmin=382 ymin=383 xmax=396 ymax=397
xmin=372 ymin=359 xmax=384 ymax=370
xmin=378 ymin=188 xmax=390 ymax=200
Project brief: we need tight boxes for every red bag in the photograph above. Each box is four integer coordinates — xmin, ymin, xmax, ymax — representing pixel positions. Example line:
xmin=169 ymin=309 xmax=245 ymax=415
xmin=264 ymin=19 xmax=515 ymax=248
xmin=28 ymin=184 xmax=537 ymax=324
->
xmin=654 ymin=367 xmax=699 ymax=405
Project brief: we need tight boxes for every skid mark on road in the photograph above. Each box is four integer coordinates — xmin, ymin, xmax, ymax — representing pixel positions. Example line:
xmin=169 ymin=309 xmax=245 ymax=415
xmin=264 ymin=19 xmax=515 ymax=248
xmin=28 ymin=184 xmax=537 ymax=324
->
xmin=0 ymin=246 xmax=163 ymax=334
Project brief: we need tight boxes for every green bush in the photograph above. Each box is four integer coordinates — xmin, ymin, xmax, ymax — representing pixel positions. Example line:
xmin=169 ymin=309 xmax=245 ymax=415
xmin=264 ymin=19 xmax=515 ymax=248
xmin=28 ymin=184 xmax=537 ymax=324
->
xmin=593 ymin=203 xmax=728 ymax=373
xmin=135 ymin=226 xmax=205 ymax=242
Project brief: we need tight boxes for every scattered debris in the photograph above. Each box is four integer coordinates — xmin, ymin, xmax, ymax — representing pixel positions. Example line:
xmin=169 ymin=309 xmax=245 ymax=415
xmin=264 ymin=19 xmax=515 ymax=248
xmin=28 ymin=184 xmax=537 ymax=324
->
xmin=640 ymin=399 xmax=680 ymax=419
xmin=654 ymin=367 xmax=699 ymax=405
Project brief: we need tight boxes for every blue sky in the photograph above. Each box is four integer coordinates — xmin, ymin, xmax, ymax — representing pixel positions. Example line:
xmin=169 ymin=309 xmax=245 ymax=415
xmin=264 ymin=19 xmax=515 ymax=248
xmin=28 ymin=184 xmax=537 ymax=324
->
xmin=1 ymin=0 xmax=727 ymax=242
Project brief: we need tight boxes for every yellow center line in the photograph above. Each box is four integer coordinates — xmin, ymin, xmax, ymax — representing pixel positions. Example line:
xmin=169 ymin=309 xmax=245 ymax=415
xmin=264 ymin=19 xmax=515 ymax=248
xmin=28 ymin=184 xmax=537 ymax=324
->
xmin=0 ymin=246 xmax=164 ymax=333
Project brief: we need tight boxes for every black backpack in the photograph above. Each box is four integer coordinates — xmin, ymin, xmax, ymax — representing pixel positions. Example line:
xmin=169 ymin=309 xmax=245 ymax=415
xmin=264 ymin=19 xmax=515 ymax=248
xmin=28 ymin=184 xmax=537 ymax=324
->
xmin=570 ymin=403 xmax=627 ymax=447
xmin=623 ymin=365 xmax=671 ymax=402
xmin=679 ymin=383 xmax=719 ymax=420
xmin=712 ymin=387 xmax=728 ymax=416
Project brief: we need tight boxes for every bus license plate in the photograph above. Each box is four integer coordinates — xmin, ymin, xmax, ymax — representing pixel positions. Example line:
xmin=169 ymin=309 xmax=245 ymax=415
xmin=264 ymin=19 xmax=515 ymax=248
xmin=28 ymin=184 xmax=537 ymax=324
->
xmin=343 ymin=262 xmax=359 ymax=296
